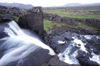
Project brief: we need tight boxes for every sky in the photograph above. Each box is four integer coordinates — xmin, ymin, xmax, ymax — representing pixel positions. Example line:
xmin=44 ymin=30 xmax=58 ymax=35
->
xmin=0 ymin=0 xmax=100 ymax=7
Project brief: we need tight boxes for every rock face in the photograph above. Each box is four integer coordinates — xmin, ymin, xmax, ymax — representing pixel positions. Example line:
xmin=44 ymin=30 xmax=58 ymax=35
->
xmin=0 ymin=5 xmax=27 ymax=16
xmin=0 ymin=2 xmax=33 ymax=9
xmin=41 ymin=56 xmax=74 ymax=66
xmin=18 ymin=7 xmax=46 ymax=39
xmin=0 ymin=14 xmax=13 ymax=22
xmin=43 ymin=13 xmax=79 ymax=25
xmin=43 ymin=13 xmax=100 ymax=28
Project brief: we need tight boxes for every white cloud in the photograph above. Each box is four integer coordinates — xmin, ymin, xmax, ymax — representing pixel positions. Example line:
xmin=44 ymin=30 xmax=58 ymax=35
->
xmin=0 ymin=0 xmax=100 ymax=7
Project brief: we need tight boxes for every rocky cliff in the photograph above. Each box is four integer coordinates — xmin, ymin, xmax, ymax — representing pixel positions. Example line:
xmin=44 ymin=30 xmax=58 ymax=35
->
xmin=18 ymin=7 xmax=46 ymax=39
xmin=0 ymin=5 xmax=27 ymax=17
xmin=43 ymin=13 xmax=100 ymax=28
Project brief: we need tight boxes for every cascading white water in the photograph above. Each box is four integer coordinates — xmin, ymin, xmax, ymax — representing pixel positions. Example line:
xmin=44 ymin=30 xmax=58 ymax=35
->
xmin=0 ymin=21 xmax=100 ymax=66
xmin=58 ymin=45 xmax=79 ymax=64
xmin=0 ymin=21 xmax=55 ymax=66
xmin=51 ymin=32 xmax=100 ymax=65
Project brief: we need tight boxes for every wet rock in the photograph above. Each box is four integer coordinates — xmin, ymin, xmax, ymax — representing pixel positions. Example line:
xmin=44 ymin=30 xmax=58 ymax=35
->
xmin=48 ymin=56 xmax=60 ymax=65
xmin=77 ymin=56 xmax=99 ymax=66
xmin=46 ymin=31 xmax=100 ymax=66
xmin=86 ymin=39 xmax=100 ymax=54
xmin=41 ymin=56 xmax=75 ymax=66
xmin=0 ymin=21 xmax=55 ymax=66
xmin=77 ymin=49 xmax=99 ymax=66
xmin=0 ymin=14 xmax=13 ymax=22
xmin=93 ymin=49 xmax=100 ymax=55
xmin=64 ymin=37 xmax=73 ymax=41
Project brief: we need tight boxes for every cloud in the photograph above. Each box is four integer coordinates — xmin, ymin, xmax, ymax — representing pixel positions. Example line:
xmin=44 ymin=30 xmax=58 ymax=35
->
xmin=0 ymin=0 xmax=100 ymax=7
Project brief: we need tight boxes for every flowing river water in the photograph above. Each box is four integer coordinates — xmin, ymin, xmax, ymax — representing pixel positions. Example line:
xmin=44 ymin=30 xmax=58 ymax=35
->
xmin=0 ymin=21 xmax=100 ymax=66
xmin=0 ymin=21 xmax=55 ymax=66
xmin=50 ymin=31 xmax=100 ymax=66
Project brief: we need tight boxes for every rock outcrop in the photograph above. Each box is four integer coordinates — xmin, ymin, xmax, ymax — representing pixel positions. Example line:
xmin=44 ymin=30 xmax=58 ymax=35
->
xmin=0 ymin=14 xmax=13 ymax=22
xmin=43 ymin=13 xmax=100 ymax=28
xmin=18 ymin=7 xmax=46 ymax=39
xmin=43 ymin=13 xmax=79 ymax=25
xmin=0 ymin=5 xmax=27 ymax=17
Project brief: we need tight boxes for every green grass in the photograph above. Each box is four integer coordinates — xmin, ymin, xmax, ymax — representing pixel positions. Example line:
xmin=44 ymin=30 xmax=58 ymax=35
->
xmin=43 ymin=18 xmax=100 ymax=34
xmin=0 ymin=14 xmax=4 ymax=18
xmin=45 ymin=11 xmax=100 ymax=20
xmin=44 ymin=19 xmax=53 ymax=32
xmin=12 ymin=16 xmax=19 ymax=22
xmin=43 ymin=19 xmax=66 ymax=32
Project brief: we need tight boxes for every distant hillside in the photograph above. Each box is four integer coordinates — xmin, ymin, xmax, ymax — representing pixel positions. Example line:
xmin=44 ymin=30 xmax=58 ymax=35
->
xmin=64 ymin=3 xmax=100 ymax=7
xmin=0 ymin=2 xmax=33 ymax=9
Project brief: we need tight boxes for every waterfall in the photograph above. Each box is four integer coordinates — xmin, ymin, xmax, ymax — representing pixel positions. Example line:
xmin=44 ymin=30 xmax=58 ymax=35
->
xmin=0 ymin=20 xmax=100 ymax=66
xmin=0 ymin=21 xmax=55 ymax=66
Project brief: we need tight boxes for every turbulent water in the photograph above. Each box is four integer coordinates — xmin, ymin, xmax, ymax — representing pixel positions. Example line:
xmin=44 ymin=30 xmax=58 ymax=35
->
xmin=50 ymin=32 xmax=100 ymax=66
xmin=0 ymin=21 xmax=55 ymax=66
xmin=0 ymin=20 xmax=100 ymax=66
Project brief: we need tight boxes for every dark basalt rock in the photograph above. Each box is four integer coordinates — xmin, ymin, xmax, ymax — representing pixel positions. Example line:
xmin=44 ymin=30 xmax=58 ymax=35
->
xmin=43 ymin=13 xmax=78 ymax=25
xmin=43 ymin=13 xmax=100 ymax=28
xmin=77 ymin=56 xmax=99 ymax=66
xmin=0 ymin=14 xmax=13 ymax=22
xmin=18 ymin=7 xmax=46 ymax=39
xmin=0 ymin=5 xmax=27 ymax=17
xmin=0 ymin=21 xmax=56 ymax=66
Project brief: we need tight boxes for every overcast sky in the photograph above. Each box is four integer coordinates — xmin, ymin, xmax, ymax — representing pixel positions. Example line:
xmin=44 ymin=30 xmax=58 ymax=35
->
xmin=0 ymin=0 xmax=100 ymax=7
